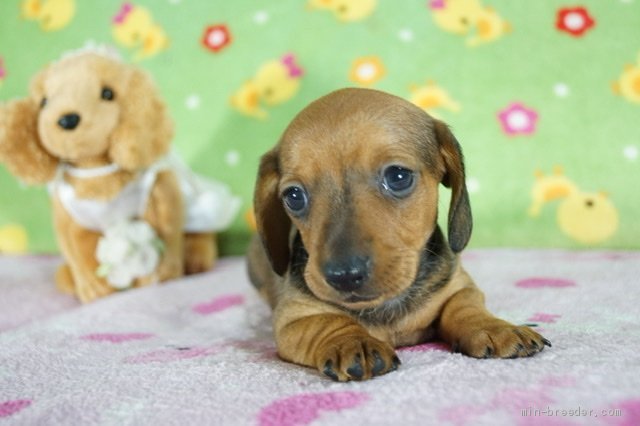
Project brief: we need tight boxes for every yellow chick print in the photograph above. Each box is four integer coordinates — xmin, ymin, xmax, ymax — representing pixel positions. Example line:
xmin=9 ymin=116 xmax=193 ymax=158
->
xmin=528 ymin=167 xmax=578 ymax=217
xmin=557 ymin=191 xmax=618 ymax=245
xmin=612 ymin=52 xmax=640 ymax=104
xmin=308 ymin=0 xmax=377 ymax=22
xmin=231 ymin=54 xmax=303 ymax=119
xmin=528 ymin=168 xmax=619 ymax=245
xmin=112 ymin=2 xmax=169 ymax=61
xmin=21 ymin=0 xmax=75 ymax=31
xmin=429 ymin=0 xmax=511 ymax=47
xmin=0 ymin=223 xmax=29 ymax=254
xmin=409 ymin=81 xmax=461 ymax=117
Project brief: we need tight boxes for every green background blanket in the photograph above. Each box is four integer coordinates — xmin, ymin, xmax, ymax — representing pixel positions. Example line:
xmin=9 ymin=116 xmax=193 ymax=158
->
xmin=0 ymin=0 xmax=638 ymax=255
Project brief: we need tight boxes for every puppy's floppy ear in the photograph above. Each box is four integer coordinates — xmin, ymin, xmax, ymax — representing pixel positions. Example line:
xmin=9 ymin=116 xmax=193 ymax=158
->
xmin=0 ymin=69 xmax=59 ymax=184
xmin=434 ymin=120 xmax=472 ymax=253
xmin=108 ymin=66 xmax=173 ymax=171
xmin=253 ymin=147 xmax=291 ymax=276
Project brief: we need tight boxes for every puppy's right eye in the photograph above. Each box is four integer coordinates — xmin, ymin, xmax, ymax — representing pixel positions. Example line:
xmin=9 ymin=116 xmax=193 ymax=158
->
xmin=282 ymin=186 xmax=309 ymax=215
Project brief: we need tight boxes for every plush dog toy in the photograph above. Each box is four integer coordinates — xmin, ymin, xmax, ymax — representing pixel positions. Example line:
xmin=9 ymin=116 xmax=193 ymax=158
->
xmin=248 ymin=88 xmax=550 ymax=381
xmin=0 ymin=47 xmax=240 ymax=302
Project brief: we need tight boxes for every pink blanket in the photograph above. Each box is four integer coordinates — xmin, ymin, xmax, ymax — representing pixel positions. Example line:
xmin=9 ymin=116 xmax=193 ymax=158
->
xmin=1 ymin=251 xmax=639 ymax=425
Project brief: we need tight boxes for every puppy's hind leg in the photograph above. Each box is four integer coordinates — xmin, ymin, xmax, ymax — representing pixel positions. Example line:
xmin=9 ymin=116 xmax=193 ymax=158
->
xmin=437 ymin=286 xmax=551 ymax=358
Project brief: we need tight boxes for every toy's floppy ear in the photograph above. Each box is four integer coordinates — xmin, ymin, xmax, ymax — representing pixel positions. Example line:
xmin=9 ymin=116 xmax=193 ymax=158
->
xmin=108 ymin=66 xmax=173 ymax=171
xmin=0 ymin=73 xmax=59 ymax=184
xmin=433 ymin=120 xmax=472 ymax=253
xmin=253 ymin=147 xmax=291 ymax=276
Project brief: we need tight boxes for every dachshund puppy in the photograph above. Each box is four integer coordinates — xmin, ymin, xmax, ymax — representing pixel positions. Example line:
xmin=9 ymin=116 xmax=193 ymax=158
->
xmin=248 ymin=88 xmax=550 ymax=381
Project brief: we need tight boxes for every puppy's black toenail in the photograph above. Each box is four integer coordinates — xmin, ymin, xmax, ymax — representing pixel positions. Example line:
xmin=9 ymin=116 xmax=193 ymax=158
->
xmin=483 ymin=346 xmax=494 ymax=358
xmin=390 ymin=355 xmax=401 ymax=371
xmin=542 ymin=338 xmax=552 ymax=347
xmin=452 ymin=343 xmax=461 ymax=353
xmin=371 ymin=351 xmax=386 ymax=376
xmin=346 ymin=355 xmax=364 ymax=379
xmin=323 ymin=360 xmax=339 ymax=381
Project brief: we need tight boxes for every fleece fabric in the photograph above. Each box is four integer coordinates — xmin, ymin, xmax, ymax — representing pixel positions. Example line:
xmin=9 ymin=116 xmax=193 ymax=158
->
xmin=1 ymin=251 xmax=639 ymax=425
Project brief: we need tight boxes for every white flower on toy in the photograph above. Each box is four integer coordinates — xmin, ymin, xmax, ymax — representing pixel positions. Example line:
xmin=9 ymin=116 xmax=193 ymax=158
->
xmin=96 ymin=220 xmax=164 ymax=289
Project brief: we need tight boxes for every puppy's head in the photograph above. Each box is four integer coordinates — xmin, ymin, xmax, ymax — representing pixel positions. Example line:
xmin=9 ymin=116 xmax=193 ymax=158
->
xmin=254 ymin=88 xmax=471 ymax=309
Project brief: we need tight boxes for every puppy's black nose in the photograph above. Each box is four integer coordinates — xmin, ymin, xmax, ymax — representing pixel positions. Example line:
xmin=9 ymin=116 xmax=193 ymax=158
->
xmin=323 ymin=256 xmax=371 ymax=292
xmin=57 ymin=113 xmax=81 ymax=130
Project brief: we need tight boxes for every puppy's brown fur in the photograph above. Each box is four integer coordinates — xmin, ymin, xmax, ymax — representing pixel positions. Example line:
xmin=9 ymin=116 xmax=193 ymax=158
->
xmin=248 ymin=88 xmax=549 ymax=381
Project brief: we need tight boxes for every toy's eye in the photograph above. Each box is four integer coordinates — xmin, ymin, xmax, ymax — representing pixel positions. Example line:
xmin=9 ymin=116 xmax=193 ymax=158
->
xmin=282 ymin=186 xmax=309 ymax=216
xmin=381 ymin=165 xmax=415 ymax=198
xmin=101 ymin=87 xmax=115 ymax=101
xmin=40 ymin=97 xmax=47 ymax=109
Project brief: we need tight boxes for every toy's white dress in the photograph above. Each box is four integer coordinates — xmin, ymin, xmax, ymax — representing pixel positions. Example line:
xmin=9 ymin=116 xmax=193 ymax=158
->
xmin=48 ymin=152 xmax=240 ymax=233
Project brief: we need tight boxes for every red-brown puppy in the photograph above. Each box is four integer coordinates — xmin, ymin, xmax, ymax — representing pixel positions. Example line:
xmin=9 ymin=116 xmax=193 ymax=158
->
xmin=248 ymin=88 xmax=550 ymax=381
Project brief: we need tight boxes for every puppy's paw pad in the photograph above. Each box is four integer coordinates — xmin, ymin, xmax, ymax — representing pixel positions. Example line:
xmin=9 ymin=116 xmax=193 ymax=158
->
xmin=317 ymin=335 xmax=398 ymax=381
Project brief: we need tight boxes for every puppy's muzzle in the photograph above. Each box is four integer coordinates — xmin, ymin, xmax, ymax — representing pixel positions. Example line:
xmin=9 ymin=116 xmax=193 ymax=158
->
xmin=323 ymin=255 xmax=371 ymax=293
xmin=58 ymin=113 xmax=81 ymax=131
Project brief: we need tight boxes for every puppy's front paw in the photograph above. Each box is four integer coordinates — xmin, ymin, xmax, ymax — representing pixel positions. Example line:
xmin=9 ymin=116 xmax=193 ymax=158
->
xmin=454 ymin=320 xmax=551 ymax=359
xmin=316 ymin=334 xmax=400 ymax=382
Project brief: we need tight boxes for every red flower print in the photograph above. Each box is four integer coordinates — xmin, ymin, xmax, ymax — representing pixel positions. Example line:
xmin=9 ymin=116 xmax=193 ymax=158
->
xmin=202 ymin=24 xmax=231 ymax=52
xmin=556 ymin=7 xmax=595 ymax=37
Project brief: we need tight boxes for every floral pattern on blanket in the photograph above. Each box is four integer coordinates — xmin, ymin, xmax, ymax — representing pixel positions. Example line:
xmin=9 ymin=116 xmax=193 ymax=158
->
xmin=0 ymin=0 xmax=639 ymax=255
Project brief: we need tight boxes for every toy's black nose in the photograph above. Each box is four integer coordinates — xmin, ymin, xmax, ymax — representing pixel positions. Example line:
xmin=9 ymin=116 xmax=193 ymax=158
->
xmin=57 ymin=113 xmax=81 ymax=130
xmin=323 ymin=256 xmax=371 ymax=292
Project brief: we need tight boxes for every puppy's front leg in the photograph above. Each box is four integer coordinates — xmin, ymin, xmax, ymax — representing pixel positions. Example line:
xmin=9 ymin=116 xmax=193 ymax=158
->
xmin=274 ymin=295 xmax=399 ymax=381
xmin=438 ymin=285 xmax=551 ymax=358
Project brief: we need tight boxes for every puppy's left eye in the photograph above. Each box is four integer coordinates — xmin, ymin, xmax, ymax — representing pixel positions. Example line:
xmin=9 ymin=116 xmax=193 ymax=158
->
xmin=282 ymin=186 xmax=309 ymax=216
xmin=101 ymin=87 xmax=115 ymax=101
xmin=381 ymin=165 xmax=415 ymax=198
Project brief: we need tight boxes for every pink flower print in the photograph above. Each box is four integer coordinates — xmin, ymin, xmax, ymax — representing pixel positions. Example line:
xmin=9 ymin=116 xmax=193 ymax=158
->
xmin=398 ymin=341 xmax=450 ymax=352
xmin=527 ymin=313 xmax=562 ymax=323
xmin=0 ymin=400 xmax=32 ymax=418
xmin=192 ymin=294 xmax=245 ymax=315
xmin=497 ymin=102 xmax=539 ymax=136
xmin=258 ymin=392 xmax=369 ymax=426
xmin=124 ymin=345 xmax=223 ymax=364
xmin=80 ymin=332 xmax=154 ymax=343
xmin=516 ymin=277 xmax=576 ymax=288
xmin=603 ymin=398 xmax=640 ymax=426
